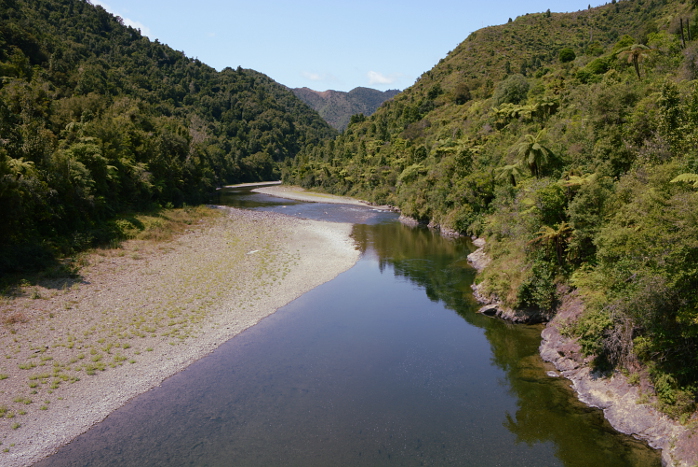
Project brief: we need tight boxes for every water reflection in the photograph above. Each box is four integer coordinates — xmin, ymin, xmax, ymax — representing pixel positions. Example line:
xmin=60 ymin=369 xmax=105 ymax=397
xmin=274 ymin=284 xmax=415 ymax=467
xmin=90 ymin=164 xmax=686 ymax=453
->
xmin=352 ymin=221 xmax=659 ymax=467
xmin=352 ymin=223 xmax=478 ymax=306
xmin=34 ymin=189 xmax=660 ymax=467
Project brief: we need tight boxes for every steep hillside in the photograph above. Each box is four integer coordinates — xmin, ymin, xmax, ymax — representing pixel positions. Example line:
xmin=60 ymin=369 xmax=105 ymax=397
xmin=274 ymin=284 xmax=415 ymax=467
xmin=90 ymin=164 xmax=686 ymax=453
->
xmin=0 ymin=0 xmax=335 ymax=272
xmin=292 ymin=87 xmax=400 ymax=130
xmin=285 ymin=0 xmax=698 ymax=419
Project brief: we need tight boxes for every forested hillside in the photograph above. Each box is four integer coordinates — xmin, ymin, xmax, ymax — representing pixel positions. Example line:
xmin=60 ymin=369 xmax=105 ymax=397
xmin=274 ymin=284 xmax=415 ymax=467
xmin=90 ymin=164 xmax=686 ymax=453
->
xmin=285 ymin=0 xmax=698 ymax=418
xmin=0 ymin=0 xmax=335 ymax=273
xmin=292 ymin=87 xmax=400 ymax=131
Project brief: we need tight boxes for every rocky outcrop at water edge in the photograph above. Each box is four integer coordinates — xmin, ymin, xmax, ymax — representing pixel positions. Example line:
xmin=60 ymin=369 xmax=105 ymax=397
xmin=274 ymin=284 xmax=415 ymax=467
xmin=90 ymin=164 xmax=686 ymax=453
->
xmin=467 ymin=238 xmax=547 ymax=324
xmin=466 ymin=237 xmax=698 ymax=467
xmin=539 ymin=292 xmax=698 ymax=467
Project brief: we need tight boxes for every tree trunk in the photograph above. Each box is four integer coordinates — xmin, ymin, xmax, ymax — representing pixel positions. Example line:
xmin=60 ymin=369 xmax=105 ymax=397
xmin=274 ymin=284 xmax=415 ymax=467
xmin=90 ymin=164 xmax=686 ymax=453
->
xmin=689 ymin=19 xmax=692 ymax=42
xmin=633 ymin=59 xmax=641 ymax=80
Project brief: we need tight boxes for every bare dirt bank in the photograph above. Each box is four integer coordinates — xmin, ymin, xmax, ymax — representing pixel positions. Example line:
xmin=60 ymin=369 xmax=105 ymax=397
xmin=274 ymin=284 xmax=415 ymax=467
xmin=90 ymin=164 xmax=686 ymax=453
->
xmin=0 ymin=207 xmax=359 ymax=467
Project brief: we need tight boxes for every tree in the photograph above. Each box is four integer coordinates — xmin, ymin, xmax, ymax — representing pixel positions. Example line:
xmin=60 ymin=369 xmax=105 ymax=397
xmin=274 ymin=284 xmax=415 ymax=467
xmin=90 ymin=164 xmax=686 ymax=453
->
xmin=454 ymin=83 xmax=471 ymax=105
xmin=530 ymin=222 xmax=573 ymax=265
xmin=495 ymin=163 xmax=525 ymax=187
xmin=535 ymin=95 xmax=560 ymax=119
xmin=349 ymin=113 xmax=366 ymax=126
xmin=515 ymin=131 xmax=555 ymax=178
xmin=493 ymin=74 xmax=529 ymax=105
xmin=617 ymin=44 xmax=651 ymax=80
xmin=6 ymin=157 xmax=36 ymax=178
xmin=559 ymin=48 xmax=576 ymax=63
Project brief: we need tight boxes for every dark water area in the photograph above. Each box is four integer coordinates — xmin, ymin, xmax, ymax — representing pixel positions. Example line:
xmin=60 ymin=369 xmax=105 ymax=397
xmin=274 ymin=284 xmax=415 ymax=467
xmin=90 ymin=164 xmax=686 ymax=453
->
xmin=34 ymin=188 xmax=660 ymax=467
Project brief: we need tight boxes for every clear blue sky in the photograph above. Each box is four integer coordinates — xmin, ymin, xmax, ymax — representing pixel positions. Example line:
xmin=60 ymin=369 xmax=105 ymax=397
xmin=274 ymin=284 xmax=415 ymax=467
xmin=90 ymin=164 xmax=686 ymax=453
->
xmin=94 ymin=0 xmax=606 ymax=92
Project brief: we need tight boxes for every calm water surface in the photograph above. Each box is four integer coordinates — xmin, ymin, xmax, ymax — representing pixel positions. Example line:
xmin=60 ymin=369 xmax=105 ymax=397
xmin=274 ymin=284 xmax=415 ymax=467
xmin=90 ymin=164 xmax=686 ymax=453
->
xmin=34 ymin=188 xmax=660 ymax=466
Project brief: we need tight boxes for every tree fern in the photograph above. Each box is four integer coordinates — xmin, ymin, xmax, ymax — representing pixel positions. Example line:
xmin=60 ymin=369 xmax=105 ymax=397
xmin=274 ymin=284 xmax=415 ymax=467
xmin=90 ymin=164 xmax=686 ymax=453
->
xmin=670 ymin=173 xmax=698 ymax=188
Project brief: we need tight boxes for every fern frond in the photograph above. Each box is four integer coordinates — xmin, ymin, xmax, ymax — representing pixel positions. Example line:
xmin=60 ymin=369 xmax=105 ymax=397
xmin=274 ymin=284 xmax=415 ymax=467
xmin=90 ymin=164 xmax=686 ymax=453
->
xmin=670 ymin=173 xmax=698 ymax=188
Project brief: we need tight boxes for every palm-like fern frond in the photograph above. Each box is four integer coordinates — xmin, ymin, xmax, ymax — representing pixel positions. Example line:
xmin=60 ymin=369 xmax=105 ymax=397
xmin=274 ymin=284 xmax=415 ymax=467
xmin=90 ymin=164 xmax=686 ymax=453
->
xmin=670 ymin=173 xmax=698 ymax=188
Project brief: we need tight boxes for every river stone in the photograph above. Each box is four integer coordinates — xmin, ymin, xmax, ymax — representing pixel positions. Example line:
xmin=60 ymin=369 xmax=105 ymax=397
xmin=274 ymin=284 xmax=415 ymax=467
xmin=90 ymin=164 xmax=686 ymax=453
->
xmin=466 ymin=242 xmax=491 ymax=271
xmin=478 ymin=304 xmax=498 ymax=315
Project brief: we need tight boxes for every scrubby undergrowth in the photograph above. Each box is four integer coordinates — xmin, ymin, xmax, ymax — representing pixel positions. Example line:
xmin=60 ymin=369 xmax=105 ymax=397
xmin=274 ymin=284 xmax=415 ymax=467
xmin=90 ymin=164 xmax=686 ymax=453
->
xmin=286 ymin=0 xmax=698 ymax=420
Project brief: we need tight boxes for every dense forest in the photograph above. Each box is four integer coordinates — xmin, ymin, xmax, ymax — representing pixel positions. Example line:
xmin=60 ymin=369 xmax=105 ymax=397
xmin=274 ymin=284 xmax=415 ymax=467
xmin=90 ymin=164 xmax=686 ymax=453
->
xmin=0 ymin=0 xmax=335 ymax=274
xmin=5 ymin=0 xmax=698 ymax=424
xmin=285 ymin=0 xmax=698 ymax=419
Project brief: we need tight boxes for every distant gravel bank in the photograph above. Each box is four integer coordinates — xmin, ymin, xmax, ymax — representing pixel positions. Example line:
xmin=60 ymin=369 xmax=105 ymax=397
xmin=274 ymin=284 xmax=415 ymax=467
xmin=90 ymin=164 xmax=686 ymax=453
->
xmin=253 ymin=185 xmax=370 ymax=206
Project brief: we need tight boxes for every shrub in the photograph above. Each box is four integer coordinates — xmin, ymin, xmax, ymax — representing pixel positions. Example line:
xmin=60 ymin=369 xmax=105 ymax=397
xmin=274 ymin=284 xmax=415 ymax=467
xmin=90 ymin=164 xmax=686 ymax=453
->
xmin=574 ymin=308 xmax=613 ymax=358
xmin=493 ymin=74 xmax=530 ymax=105
xmin=454 ymin=83 xmax=471 ymax=105
xmin=559 ymin=48 xmax=576 ymax=63
xmin=515 ymin=259 xmax=558 ymax=312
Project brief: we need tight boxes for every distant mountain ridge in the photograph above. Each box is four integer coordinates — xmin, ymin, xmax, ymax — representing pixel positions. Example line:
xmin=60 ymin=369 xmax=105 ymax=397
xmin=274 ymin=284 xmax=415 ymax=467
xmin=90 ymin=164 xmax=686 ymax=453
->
xmin=285 ymin=4 xmax=698 ymax=459
xmin=292 ymin=87 xmax=400 ymax=131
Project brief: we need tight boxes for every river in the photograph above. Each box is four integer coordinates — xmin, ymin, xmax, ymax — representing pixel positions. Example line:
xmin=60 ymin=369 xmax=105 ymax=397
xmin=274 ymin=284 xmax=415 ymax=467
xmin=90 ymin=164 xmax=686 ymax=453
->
xmin=33 ymin=187 xmax=660 ymax=467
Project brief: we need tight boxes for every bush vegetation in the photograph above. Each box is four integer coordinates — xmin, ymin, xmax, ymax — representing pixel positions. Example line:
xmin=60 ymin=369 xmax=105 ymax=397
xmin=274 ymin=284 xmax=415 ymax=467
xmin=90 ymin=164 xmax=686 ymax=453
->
xmin=0 ymin=0 xmax=335 ymax=274
xmin=5 ymin=0 xmax=698 ymax=422
xmin=284 ymin=0 xmax=698 ymax=417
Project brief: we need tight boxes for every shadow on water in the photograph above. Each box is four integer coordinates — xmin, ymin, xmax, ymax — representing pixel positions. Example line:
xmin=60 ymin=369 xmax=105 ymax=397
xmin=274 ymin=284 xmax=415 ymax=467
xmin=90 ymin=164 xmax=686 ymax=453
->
xmin=352 ymin=222 xmax=659 ymax=467
xmin=34 ymin=190 xmax=661 ymax=467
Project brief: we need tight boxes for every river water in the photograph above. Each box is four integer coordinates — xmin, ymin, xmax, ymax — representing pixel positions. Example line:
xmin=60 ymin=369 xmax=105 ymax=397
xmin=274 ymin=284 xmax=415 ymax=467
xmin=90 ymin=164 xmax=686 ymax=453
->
xmin=34 ymin=188 xmax=660 ymax=467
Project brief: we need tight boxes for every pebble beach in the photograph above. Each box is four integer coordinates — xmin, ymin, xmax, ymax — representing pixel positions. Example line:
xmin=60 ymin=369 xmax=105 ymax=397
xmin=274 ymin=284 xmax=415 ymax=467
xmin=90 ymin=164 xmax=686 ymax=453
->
xmin=0 ymin=206 xmax=359 ymax=467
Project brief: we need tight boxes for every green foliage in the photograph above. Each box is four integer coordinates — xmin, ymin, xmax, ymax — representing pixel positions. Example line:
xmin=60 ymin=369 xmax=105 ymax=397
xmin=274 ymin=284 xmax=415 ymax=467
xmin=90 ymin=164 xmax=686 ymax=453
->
xmin=493 ymin=74 xmax=530 ymax=105
xmin=427 ymin=84 xmax=443 ymax=100
xmin=566 ymin=174 xmax=613 ymax=263
xmin=558 ymin=48 xmax=576 ymax=63
xmin=349 ymin=113 xmax=367 ymax=126
xmin=0 ymin=0 xmax=334 ymax=273
xmin=576 ymin=57 xmax=611 ymax=83
xmin=574 ymin=308 xmax=614 ymax=359
xmin=671 ymin=173 xmax=698 ymax=187
xmin=652 ymin=372 xmax=696 ymax=418
xmin=515 ymin=259 xmax=558 ymax=312
xmin=453 ymin=83 xmax=472 ymax=105
xmin=515 ymin=131 xmax=555 ymax=178
xmin=617 ymin=44 xmax=651 ymax=79
xmin=530 ymin=221 xmax=572 ymax=265
xmin=585 ymin=41 xmax=605 ymax=57
xmin=495 ymin=163 xmax=524 ymax=187
xmin=285 ymin=0 xmax=698 ymax=416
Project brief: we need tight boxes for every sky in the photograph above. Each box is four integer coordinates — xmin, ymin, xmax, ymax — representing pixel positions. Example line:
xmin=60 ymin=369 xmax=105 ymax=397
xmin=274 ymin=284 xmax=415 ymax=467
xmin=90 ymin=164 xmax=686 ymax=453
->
xmin=93 ymin=0 xmax=607 ymax=92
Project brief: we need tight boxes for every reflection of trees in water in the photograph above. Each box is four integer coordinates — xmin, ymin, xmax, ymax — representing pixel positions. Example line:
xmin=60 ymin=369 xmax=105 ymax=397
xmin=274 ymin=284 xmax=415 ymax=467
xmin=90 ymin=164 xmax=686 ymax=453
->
xmin=501 ymin=350 xmax=660 ymax=467
xmin=353 ymin=222 xmax=661 ymax=467
xmin=351 ymin=223 xmax=479 ymax=311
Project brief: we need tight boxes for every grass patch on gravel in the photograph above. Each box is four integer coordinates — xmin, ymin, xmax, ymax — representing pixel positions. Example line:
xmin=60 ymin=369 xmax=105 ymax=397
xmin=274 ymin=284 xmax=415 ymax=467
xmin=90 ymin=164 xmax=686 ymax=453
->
xmin=0 ymin=206 xmax=295 ymax=434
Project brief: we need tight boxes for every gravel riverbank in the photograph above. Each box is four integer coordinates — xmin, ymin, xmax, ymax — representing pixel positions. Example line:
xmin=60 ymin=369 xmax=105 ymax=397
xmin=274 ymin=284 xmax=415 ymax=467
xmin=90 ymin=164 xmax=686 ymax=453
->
xmin=252 ymin=185 xmax=370 ymax=205
xmin=0 ymin=207 xmax=359 ymax=467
